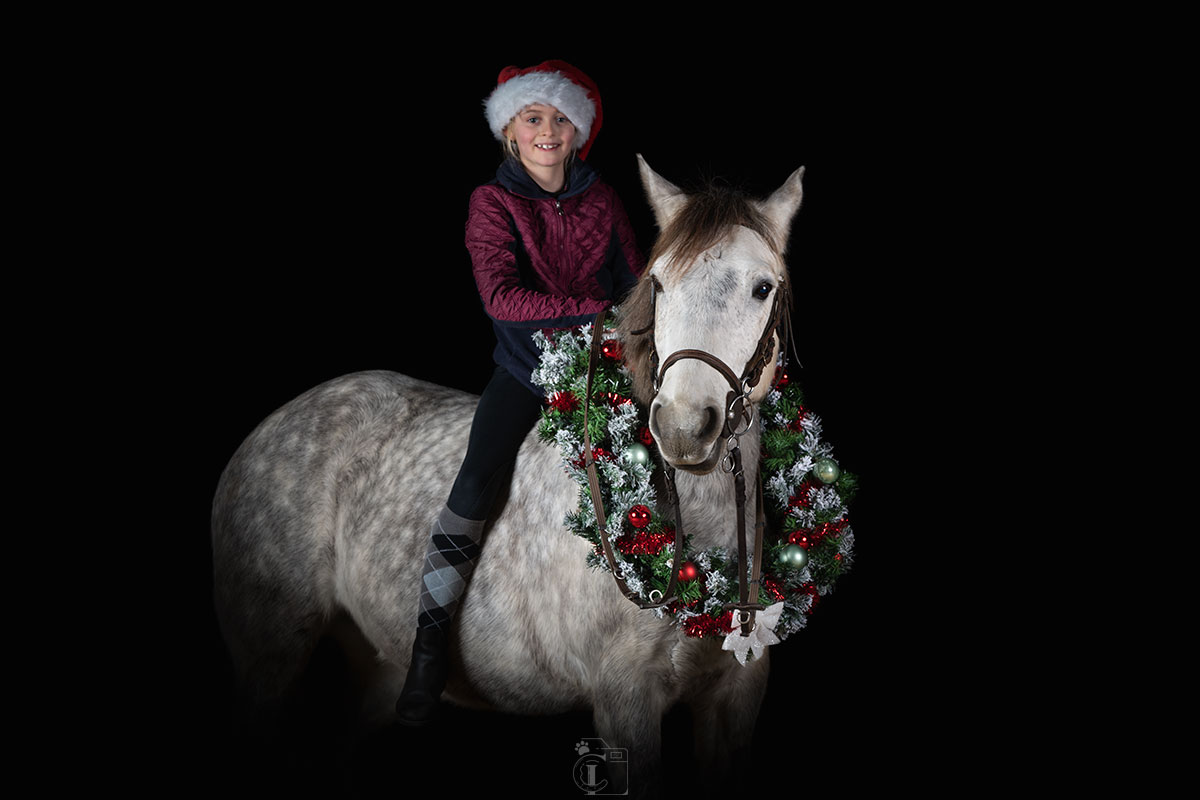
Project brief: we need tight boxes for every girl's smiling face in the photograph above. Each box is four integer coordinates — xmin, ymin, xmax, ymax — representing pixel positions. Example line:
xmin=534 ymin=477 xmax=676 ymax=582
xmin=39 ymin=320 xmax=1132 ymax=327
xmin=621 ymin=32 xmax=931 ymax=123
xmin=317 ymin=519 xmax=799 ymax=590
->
xmin=504 ymin=103 xmax=577 ymax=188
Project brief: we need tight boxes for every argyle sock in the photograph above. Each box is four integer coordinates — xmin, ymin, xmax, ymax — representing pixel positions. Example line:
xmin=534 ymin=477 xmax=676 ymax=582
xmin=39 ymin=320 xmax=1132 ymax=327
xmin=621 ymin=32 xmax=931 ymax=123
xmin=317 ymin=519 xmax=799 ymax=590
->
xmin=417 ymin=505 xmax=487 ymax=630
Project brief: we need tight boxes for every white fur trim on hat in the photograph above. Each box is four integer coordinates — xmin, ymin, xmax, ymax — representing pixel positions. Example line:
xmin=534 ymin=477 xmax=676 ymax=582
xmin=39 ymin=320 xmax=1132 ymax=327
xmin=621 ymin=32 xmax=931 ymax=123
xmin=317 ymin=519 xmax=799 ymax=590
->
xmin=484 ymin=70 xmax=596 ymax=145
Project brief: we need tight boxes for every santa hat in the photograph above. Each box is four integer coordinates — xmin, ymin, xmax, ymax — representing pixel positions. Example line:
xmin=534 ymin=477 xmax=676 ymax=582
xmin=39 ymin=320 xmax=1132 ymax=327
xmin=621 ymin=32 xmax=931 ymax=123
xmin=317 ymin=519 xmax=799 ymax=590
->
xmin=483 ymin=60 xmax=603 ymax=160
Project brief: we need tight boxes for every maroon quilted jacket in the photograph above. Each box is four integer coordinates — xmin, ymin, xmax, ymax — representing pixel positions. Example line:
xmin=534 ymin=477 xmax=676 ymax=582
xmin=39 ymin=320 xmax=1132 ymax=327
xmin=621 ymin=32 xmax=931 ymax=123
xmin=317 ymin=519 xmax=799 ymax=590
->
xmin=466 ymin=157 xmax=645 ymax=395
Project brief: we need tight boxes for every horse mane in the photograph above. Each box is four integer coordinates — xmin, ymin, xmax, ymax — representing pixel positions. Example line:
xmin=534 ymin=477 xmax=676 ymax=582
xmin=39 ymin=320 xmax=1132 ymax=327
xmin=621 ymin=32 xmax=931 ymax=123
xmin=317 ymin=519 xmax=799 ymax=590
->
xmin=617 ymin=182 xmax=793 ymax=405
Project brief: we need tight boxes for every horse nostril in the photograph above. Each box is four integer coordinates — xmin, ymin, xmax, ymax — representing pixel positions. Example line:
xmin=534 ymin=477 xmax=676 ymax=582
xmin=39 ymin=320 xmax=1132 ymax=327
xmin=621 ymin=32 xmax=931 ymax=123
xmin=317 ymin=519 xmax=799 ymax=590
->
xmin=697 ymin=406 xmax=720 ymax=442
xmin=652 ymin=401 xmax=721 ymax=451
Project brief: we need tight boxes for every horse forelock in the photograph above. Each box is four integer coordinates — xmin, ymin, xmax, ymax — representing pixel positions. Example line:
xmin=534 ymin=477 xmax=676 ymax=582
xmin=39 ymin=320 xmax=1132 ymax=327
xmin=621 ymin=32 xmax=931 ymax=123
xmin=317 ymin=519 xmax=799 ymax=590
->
xmin=650 ymin=184 xmax=783 ymax=277
xmin=616 ymin=183 xmax=792 ymax=405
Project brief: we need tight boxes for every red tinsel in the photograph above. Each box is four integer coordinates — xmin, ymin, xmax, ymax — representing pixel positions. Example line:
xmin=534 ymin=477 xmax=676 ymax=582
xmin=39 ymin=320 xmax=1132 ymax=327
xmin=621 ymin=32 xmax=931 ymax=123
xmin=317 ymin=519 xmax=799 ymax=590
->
xmin=787 ymin=479 xmax=817 ymax=510
xmin=571 ymin=446 xmax=614 ymax=470
xmin=683 ymin=611 xmax=735 ymax=638
xmin=762 ymin=575 xmax=787 ymax=602
xmin=595 ymin=391 xmax=633 ymax=408
xmin=789 ymin=519 xmax=847 ymax=549
xmin=638 ymin=426 xmax=654 ymax=446
xmin=547 ymin=390 xmax=579 ymax=413
xmin=614 ymin=528 xmax=673 ymax=555
xmin=798 ymin=583 xmax=820 ymax=612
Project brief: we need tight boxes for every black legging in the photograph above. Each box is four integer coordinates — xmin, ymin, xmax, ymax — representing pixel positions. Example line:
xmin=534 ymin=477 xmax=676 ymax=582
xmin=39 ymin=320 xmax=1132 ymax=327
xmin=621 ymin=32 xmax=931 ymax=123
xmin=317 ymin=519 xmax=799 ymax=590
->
xmin=446 ymin=366 xmax=545 ymax=520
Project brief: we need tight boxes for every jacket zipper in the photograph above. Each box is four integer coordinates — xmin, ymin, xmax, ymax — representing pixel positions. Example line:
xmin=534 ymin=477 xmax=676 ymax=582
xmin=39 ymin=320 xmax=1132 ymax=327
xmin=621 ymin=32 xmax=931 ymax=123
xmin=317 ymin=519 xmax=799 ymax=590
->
xmin=555 ymin=199 xmax=568 ymax=274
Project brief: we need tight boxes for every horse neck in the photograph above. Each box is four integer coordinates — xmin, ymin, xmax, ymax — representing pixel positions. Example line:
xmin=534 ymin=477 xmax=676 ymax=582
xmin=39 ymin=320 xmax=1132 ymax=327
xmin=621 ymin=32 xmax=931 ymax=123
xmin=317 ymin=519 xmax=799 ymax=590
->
xmin=669 ymin=426 xmax=762 ymax=553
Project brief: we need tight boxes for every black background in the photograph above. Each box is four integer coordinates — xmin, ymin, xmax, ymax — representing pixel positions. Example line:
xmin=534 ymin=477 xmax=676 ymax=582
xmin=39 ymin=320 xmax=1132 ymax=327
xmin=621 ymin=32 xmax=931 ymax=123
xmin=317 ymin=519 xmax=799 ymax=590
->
xmin=124 ymin=29 xmax=1000 ymax=798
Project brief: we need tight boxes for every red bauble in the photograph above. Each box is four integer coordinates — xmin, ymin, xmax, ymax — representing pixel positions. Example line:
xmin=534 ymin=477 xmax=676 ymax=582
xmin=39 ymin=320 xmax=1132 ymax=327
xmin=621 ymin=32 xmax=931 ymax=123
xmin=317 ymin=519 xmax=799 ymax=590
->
xmin=677 ymin=561 xmax=698 ymax=582
xmin=638 ymin=427 xmax=654 ymax=446
xmin=627 ymin=505 xmax=651 ymax=529
xmin=601 ymin=339 xmax=623 ymax=360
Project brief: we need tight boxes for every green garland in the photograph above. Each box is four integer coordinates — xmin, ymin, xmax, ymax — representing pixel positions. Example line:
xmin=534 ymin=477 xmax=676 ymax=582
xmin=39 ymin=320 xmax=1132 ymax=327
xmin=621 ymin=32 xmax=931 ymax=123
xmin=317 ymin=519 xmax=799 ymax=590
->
xmin=531 ymin=309 xmax=856 ymax=654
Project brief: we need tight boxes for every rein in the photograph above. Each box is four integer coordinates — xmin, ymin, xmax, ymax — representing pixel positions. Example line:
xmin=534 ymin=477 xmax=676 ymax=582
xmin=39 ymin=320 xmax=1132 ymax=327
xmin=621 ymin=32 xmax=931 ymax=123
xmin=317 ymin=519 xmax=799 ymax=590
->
xmin=582 ymin=317 xmax=686 ymax=611
xmin=582 ymin=286 xmax=786 ymax=637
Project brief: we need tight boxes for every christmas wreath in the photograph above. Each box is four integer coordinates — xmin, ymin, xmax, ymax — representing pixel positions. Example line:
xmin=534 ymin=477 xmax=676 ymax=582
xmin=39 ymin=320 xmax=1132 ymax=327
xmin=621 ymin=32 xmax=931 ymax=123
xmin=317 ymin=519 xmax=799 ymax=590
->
xmin=531 ymin=309 xmax=856 ymax=662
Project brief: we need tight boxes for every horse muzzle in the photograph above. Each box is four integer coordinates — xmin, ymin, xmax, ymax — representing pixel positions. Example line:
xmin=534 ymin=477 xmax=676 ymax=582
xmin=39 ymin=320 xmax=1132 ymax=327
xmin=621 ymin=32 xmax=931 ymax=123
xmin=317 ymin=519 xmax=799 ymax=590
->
xmin=649 ymin=398 xmax=725 ymax=474
xmin=648 ymin=338 xmax=762 ymax=475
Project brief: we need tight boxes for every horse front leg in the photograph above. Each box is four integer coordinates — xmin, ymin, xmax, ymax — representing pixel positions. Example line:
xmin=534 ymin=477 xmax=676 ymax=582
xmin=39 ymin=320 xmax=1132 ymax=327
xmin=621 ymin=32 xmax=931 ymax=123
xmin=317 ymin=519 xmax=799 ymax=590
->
xmin=591 ymin=676 xmax=667 ymax=800
xmin=689 ymin=650 xmax=771 ymax=788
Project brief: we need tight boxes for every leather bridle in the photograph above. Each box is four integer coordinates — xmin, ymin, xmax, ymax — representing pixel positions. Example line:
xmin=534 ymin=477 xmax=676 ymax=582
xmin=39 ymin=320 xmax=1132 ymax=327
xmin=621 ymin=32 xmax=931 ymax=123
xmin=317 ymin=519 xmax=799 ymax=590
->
xmin=582 ymin=276 xmax=788 ymax=637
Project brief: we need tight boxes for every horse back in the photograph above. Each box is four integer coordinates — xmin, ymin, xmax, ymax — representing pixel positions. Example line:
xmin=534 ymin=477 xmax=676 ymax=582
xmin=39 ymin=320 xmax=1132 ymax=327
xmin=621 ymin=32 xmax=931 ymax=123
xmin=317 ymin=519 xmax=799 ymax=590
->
xmin=210 ymin=371 xmax=478 ymax=666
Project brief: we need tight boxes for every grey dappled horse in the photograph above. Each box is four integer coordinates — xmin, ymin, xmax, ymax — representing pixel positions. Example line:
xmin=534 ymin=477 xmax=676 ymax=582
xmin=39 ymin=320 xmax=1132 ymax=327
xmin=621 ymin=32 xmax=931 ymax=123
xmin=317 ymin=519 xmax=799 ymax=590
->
xmin=211 ymin=157 xmax=806 ymax=793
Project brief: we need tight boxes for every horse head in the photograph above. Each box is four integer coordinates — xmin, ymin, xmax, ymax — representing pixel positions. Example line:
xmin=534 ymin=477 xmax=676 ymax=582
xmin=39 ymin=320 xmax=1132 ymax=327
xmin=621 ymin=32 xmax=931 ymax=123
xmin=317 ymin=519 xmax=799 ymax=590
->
xmin=620 ymin=156 xmax=805 ymax=474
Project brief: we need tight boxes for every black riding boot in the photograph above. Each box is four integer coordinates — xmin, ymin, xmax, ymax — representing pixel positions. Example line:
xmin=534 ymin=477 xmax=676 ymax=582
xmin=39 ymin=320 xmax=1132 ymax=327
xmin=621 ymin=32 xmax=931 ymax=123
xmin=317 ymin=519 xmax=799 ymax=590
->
xmin=397 ymin=506 xmax=485 ymax=725
xmin=395 ymin=626 xmax=450 ymax=726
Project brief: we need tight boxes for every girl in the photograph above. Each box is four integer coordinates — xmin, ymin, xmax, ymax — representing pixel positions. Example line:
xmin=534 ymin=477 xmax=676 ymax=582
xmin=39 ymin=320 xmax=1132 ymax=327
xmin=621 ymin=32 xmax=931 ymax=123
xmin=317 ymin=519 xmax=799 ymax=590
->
xmin=396 ymin=60 xmax=646 ymax=726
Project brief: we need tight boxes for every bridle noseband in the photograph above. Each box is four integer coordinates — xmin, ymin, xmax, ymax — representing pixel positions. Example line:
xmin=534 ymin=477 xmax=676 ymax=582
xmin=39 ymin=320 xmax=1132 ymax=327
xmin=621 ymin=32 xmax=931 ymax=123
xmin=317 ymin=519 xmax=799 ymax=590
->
xmin=583 ymin=276 xmax=788 ymax=638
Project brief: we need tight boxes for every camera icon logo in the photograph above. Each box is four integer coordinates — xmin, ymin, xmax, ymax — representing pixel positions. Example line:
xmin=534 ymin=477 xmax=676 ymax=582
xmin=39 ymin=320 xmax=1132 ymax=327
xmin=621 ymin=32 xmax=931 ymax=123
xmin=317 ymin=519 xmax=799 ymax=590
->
xmin=572 ymin=737 xmax=629 ymax=795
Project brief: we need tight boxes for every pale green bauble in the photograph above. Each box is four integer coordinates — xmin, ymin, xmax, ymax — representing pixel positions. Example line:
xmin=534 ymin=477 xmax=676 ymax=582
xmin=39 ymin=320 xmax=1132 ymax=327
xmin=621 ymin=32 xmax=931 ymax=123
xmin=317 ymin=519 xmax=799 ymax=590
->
xmin=623 ymin=443 xmax=650 ymax=466
xmin=778 ymin=543 xmax=809 ymax=569
xmin=813 ymin=457 xmax=841 ymax=485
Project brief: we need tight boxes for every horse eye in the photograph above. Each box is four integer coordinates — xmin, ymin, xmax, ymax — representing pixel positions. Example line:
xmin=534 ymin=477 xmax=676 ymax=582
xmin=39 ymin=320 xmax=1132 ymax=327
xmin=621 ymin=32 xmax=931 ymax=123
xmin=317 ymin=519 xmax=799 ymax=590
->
xmin=753 ymin=281 xmax=773 ymax=300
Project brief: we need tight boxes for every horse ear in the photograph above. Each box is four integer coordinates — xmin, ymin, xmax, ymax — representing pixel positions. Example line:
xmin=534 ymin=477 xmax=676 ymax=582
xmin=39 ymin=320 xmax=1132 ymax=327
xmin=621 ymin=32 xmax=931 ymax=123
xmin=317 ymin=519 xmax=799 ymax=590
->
xmin=760 ymin=166 xmax=805 ymax=251
xmin=637 ymin=154 xmax=688 ymax=230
